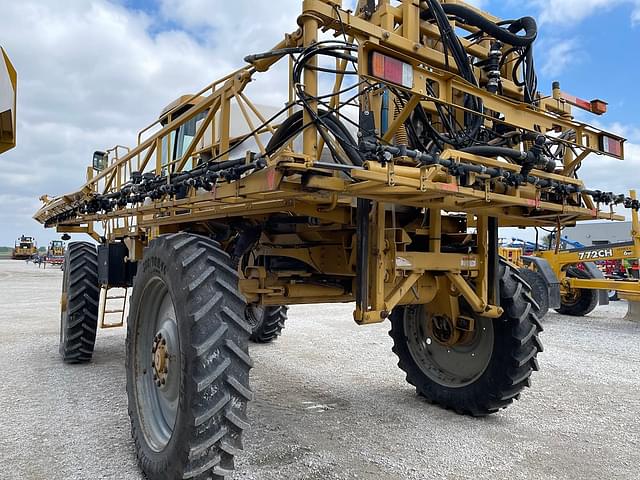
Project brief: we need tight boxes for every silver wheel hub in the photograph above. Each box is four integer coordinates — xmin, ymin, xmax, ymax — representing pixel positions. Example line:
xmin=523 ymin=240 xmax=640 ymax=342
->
xmin=135 ymin=278 xmax=181 ymax=452
xmin=404 ymin=306 xmax=494 ymax=388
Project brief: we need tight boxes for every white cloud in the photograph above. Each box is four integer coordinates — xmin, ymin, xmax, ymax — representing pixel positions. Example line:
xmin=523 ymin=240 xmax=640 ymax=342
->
xmin=540 ymin=38 xmax=581 ymax=76
xmin=532 ymin=0 xmax=640 ymax=25
xmin=0 ymin=0 xmax=307 ymax=246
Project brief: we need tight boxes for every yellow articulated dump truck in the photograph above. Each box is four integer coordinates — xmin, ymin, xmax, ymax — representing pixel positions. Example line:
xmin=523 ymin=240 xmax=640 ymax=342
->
xmin=0 ymin=46 xmax=16 ymax=155
xmin=34 ymin=1 xmax=637 ymax=478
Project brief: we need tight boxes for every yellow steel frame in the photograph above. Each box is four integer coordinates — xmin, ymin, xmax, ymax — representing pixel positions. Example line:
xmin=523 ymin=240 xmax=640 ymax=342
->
xmin=33 ymin=0 xmax=632 ymax=325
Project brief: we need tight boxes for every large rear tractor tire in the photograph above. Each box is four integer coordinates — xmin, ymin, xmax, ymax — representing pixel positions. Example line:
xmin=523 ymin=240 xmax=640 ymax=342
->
xmin=390 ymin=260 xmax=543 ymax=416
xmin=126 ymin=233 xmax=253 ymax=480
xmin=247 ymin=305 xmax=288 ymax=343
xmin=59 ymin=242 xmax=99 ymax=364
xmin=556 ymin=266 xmax=599 ymax=316
xmin=518 ymin=268 xmax=549 ymax=319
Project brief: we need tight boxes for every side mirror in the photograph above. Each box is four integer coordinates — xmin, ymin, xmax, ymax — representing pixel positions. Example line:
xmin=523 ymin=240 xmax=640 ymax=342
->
xmin=93 ymin=151 xmax=108 ymax=171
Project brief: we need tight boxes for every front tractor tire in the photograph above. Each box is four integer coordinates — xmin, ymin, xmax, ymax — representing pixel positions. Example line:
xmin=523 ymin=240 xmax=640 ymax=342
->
xmin=390 ymin=260 xmax=543 ymax=416
xmin=247 ymin=305 xmax=288 ymax=343
xmin=59 ymin=242 xmax=99 ymax=364
xmin=126 ymin=234 xmax=253 ymax=480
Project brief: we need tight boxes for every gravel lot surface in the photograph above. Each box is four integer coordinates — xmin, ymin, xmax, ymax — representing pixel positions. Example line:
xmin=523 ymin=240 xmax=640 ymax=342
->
xmin=1 ymin=259 xmax=639 ymax=480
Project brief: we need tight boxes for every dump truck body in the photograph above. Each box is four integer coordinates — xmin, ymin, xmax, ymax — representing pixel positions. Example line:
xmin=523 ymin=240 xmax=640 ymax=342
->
xmin=0 ymin=47 xmax=16 ymax=155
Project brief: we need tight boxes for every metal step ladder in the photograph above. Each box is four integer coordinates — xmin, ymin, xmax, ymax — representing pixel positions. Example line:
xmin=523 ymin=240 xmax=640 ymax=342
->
xmin=98 ymin=286 xmax=128 ymax=329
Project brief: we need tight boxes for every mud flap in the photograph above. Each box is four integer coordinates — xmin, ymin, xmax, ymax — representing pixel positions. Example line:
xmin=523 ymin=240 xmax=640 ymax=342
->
xmin=521 ymin=256 xmax=561 ymax=309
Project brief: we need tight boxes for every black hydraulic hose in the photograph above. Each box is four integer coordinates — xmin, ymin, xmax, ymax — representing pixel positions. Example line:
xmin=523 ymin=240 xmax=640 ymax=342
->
xmin=425 ymin=4 xmax=538 ymax=47
xmin=423 ymin=0 xmax=484 ymax=141
xmin=460 ymin=146 xmax=527 ymax=162
xmin=265 ymin=110 xmax=364 ymax=166
xmin=421 ymin=1 xmax=538 ymax=104
xmin=361 ymin=141 xmax=571 ymax=191
xmin=462 ymin=145 xmax=556 ymax=174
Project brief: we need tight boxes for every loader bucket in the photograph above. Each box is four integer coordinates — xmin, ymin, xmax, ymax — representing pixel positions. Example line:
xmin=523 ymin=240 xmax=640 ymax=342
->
xmin=0 ymin=47 xmax=17 ymax=155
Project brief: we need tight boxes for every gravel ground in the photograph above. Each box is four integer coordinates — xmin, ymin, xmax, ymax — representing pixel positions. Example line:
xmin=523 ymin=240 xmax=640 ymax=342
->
xmin=1 ymin=259 xmax=639 ymax=480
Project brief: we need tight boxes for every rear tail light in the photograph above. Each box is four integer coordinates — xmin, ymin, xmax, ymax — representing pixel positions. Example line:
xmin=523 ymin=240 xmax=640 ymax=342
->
xmin=600 ymin=135 xmax=624 ymax=157
xmin=370 ymin=52 xmax=413 ymax=89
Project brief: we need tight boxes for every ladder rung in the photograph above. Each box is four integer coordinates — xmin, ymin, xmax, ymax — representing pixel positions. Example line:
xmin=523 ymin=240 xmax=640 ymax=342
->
xmin=105 ymin=309 xmax=125 ymax=314
xmin=102 ymin=322 xmax=124 ymax=329
xmin=107 ymin=295 xmax=127 ymax=300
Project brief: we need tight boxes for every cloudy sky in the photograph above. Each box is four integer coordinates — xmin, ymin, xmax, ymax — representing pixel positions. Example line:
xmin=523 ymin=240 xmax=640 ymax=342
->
xmin=0 ymin=0 xmax=639 ymax=246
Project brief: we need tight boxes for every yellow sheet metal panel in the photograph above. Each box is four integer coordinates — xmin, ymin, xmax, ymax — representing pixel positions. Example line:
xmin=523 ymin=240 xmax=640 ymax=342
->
xmin=0 ymin=46 xmax=17 ymax=155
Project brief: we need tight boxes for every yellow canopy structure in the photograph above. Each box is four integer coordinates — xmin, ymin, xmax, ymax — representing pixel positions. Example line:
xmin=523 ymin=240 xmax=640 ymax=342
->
xmin=0 ymin=47 xmax=17 ymax=154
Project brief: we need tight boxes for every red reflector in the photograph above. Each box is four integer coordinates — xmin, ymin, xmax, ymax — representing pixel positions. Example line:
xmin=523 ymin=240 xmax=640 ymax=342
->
xmin=590 ymin=99 xmax=608 ymax=115
xmin=384 ymin=56 xmax=404 ymax=85
xmin=600 ymin=135 xmax=623 ymax=157
xmin=370 ymin=52 xmax=413 ymax=88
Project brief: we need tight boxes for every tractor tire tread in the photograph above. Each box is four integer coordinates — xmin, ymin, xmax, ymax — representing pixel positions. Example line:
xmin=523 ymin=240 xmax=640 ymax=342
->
xmin=389 ymin=259 xmax=543 ymax=416
xmin=127 ymin=233 xmax=252 ymax=480
xmin=248 ymin=306 xmax=288 ymax=343
xmin=59 ymin=242 xmax=99 ymax=364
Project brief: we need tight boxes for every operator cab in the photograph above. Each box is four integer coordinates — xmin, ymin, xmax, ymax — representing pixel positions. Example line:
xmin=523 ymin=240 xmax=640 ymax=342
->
xmin=159 ymin=95 xmax=208 ymax=172
xmin=17 ymin=235 xmax=34 ymax=248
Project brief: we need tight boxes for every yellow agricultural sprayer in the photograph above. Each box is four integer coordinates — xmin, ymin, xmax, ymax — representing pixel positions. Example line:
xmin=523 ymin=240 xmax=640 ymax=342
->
xmin=33 ymin=1 xmax=637 ymax=478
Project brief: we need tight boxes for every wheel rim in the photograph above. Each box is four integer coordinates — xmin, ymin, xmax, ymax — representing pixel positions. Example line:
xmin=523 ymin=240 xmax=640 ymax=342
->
xmin=134 ymin=277 xmax=181 ymax=452
xmin=404 ymin=306 xmax=494 ymax=388
xmin=562 ymin=289 xmax=582 ymax=307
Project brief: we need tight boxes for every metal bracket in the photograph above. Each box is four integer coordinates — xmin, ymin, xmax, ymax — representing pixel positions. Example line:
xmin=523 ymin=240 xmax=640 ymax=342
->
xmin=387 ymin=162 xmax=396 ymax=186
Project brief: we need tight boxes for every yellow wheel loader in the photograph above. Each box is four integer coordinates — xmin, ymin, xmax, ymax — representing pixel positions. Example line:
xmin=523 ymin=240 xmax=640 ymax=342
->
xmin=45 ymin=240 xmax=66 ymax=266
xmin=34 ymin=1 xmax=637 ymax=478
xmin=12 ymin=235 xmax=37 ymax=260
